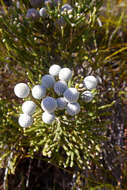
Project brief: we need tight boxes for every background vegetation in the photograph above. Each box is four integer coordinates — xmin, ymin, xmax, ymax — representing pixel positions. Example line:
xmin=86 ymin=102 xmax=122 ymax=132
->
xmin=0 ymin=0 xmax=127 ymax=189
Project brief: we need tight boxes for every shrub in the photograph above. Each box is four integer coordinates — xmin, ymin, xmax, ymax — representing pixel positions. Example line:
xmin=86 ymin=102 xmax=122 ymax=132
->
xmin=1 ymin=0 xmax=127 ymax=189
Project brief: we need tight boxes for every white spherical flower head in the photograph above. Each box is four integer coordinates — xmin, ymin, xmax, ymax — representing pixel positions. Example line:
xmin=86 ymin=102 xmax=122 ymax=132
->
xmin=30 ymin=0 xmax=42 ymax=8
xmin=41 ymin=96 xmax=57 ymax=113
xmin=49 ymin=64 xmax=61 ymax=76
xmin=14 ymin=83 xmax=30 ymax=98
xmin=42 ymin=112 xmax=55 ymax=124
xmin=61 ymin=4 xmax=73 ymax=12
xmin=64 ymin=88 xmax=79 ymax=103
xmin=81 ymin=91 xmax=94 ymax=102
xmin=83 ymin=76 xmax=98 ymax=90
xmin=18 ymin=114 xmax=33 ymax=128
xmin=41 ymin=74 xmax=55 ymax=89
xmin=54 ymin=80 xmax=68 ymax=96
xmin=32 ymin=85 xmax=46 ymax=99
xmin=22 ymin=101 xmax=36 ymax=115
xmin=59 ymin=68 xmax=72 ymax=81
xmin=26 ymin=8 xmax=40 ymax=20
xmin=57 ymin=97 xmax=67 ymax=110
xmin=39 ymin=7 xmax=48 ymax=17
xmin=66 ymin=102 xmax=80 ymax=116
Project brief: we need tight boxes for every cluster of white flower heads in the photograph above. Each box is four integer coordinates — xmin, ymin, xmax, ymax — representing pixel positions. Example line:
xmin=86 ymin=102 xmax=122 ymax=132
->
xmin=14 ymin=65 xmax=99 ymax=127
xmin=26 ymin=1 xmax=74 ymax=27
xmin=26 ymin=0 xmax=62 ymax=19
xmin=39 ymin=64 xmax=80 ymax=122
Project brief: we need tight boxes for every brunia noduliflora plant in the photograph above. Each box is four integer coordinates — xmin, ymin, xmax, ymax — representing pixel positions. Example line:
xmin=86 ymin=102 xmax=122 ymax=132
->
xmin=13 ymin=64 xmax=103 ymax=169
xmin=0 ymin=0 xmax=105 ymax=172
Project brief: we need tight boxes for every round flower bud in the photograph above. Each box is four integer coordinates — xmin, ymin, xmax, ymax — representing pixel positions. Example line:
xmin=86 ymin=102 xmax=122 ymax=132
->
xmin=22 ymin=101 xmax=36 ymax=115
xmin=26 ymin=8 xmax=40 ymax=20
xmin=30 ymin=0 xmax=42 ymax=8
xmin=41 ymin=74 xmax=55 ymax=89
xmin=42 ymin=112 xmax=55 ymax=124
xmin=39 ymin=7 xmax=48 ymax=17
xmin=61 ymin=4 xmax=73 ymax=12
xmin=49 ymin=64 xmax=61 ymax=76
xmin=54 ymin=80 xmax=68 ymax=96
xmin=81 ymin=91 xmax=94 ymax=102
xmin=41 ymin=96 xmax=57 ymax=113
xmin=18 ymin=114 xmax=33 ymax=128
xmin=83 ymin=76 xmax=98 ymax=90
xmin=59 ymin=68 xmax=72 ymax=81
xmin=66 ymin=102 xmax=80 ymax=116
xmin=57 ymin=97 xmax=67 ymax=110
xmin=32 ymin=85 xmax=46 ymax=99
xmin=14 ymin=83 xmax=30 ymax=98
xmin=64 ymin=88 xmax=79 ymax=103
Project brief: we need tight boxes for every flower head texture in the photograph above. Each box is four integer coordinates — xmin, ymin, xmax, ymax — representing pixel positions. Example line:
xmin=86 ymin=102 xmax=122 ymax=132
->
xmin=26 ymin=8 xmax=40 ymax=20
xmin=61 ymin=4 xmax=73 ymax=12
xmin=81 ymin=91 xmax=94 ymax=102
xmin=64 ymin=88 xmax=79 ymax=103
xmin=59 ymin=68 xmax=72 ymax=81
xmin=22 ymin=101 xmax=37 ymax=115
xmin=14 ymin=83 xmax=30 ymax=98
xmin=83 ymin=76 xmax=98 ymax=90
xmin=41 ymin=74 xmax=55 ymax=89
xmin=54 ymin=80 xmax=68 ymax=96
xmin=18 ymin=114 xmax=33 ymax=128
xmin=49 ymin=64 xmax=61 ymax=76
xmin=39 ymin=7 xmax=48 ymax=17
xmin=66 ymin=102 xmax=80 ymax=116
xmin=57 ymin=97 xmax=67 ymax=110
xmin=42 ymin=112 xmax=55 ymax=124
xmin=30 ymin=0 xmax=43 ymax=8
xmin=32 ymin=85 xmax=46 ymax=99
xmin=41 ymin=96 xmax=57 ymax=113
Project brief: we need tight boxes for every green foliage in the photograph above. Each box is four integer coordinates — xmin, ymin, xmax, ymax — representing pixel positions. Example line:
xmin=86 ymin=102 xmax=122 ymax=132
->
xmin=0 ymin=0 xmax=106 ymax=171
xmin=0 ymin=0 xmax=102 ymax=77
